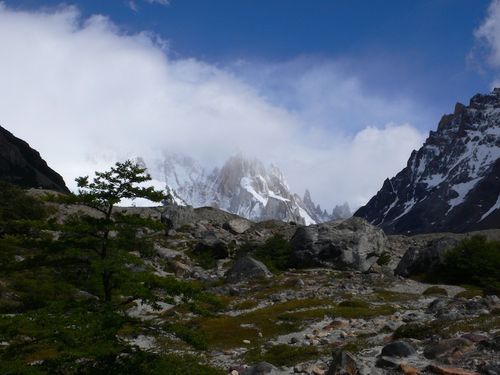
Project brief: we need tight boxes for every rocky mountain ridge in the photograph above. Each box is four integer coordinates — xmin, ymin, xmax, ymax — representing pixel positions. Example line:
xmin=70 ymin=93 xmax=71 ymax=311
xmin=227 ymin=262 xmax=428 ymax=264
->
xmin=0 ymin=125 xmax=69 ymax=193
xmin=153 ymin=153 xmax=350 ymax=225
xmin=355 ymin=89 xmax=500 ymax=234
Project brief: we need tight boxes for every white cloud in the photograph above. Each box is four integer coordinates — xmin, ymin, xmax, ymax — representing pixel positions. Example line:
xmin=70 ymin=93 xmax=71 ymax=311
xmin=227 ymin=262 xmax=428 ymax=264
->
xmin=144 ymin=0 xmax=170 ymax=5
xmin=476 ymin=0 xmax=500 ymax=67
xmin=0 ymin=5 xmax=426 ymax=210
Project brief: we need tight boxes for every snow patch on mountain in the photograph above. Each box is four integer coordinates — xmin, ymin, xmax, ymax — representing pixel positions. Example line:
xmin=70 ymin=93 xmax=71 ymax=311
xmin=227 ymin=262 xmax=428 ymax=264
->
xmin=355 ymin=89 xmax=500 ymax=234
xmin=149 ymin=154 xmax=351 ymax=225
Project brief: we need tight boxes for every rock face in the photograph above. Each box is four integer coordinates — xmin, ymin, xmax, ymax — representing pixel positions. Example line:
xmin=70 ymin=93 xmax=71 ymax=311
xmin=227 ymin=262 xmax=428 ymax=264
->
xmin=289 ymin=217 xmax=387 ymax=272
xmin=154 ymin=153 xmax=339 ymax=225
xmin=0 ymin=126 xmax=69 ymax=193
xmin=355 ymin=89 xmax=500 ymax=234
xmin=225 ymin=256 xmax=272 ymax=284
xmin=394 ymin=236 xmax=461 ymax=277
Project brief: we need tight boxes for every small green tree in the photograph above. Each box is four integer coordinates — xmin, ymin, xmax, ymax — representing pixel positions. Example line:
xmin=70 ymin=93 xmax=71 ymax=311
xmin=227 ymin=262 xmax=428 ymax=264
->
xmin=74 ymin=160 xmax=166 ymax=302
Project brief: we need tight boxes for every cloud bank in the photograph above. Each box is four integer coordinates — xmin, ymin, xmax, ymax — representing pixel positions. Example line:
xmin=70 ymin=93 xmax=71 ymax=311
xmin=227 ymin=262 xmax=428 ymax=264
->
xmin=474 ymin=0 xmax=500 ymax=87
xmin=0 ymin=4 xmax=426 ymax=210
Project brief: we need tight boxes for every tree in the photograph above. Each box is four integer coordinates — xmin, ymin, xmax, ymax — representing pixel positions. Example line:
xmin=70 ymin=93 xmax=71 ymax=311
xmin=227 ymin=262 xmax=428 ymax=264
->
xmin=74 ymin=160 xmax=166 ymax=302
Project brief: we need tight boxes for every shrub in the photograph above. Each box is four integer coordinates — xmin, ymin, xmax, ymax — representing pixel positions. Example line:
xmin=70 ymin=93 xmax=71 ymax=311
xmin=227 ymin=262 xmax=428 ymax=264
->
xmin=252 ymin=235 xmax=292 ymax=273
xmin=442 ymin=236 xmax=500 ymax=293
xmin=376 ymin=252 xmax=391 ymax=266
xmin=422 ymin=286 xmax=448 ymax=296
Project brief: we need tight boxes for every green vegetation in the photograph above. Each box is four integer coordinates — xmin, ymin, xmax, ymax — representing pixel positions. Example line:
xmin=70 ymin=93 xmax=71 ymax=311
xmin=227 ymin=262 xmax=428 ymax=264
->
xmin=192 ymin=297 xmax=395 ymax=349
xmin=249 ymin=235 xmax=292 ymax=273
xmin=166 ymin=324 xmax=208 ymax=350
xmin=376 ymin=252 xmax=391 ymax=266
xmin=72 ymin=160 xmax=165 ymax=302
xmin=422 ymin=286 xmax=448 ymax=296
xmin=245 ymin=344 xmax=319 ymax=367
xmin=0 ymin=168 xmax=224 ymax=374
xmin=394 ymin=311 xmax=500 ymax=340
xmin=441 ymin=235 xmax=500 ymax=293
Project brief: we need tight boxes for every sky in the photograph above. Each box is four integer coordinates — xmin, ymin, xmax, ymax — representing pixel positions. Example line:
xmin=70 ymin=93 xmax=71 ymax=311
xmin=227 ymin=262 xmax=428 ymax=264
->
xmin=1 ymin=0 xmax=500 ymax=210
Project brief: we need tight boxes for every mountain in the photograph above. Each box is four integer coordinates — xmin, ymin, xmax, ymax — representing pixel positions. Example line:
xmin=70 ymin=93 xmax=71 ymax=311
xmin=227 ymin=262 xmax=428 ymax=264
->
xmin=0 ymin=125 xmax=69 ymax=193
xmin=355 ymin=89 xmax=500 ymax=234
xmin=155 ymin=154 xmax=341 ymax=225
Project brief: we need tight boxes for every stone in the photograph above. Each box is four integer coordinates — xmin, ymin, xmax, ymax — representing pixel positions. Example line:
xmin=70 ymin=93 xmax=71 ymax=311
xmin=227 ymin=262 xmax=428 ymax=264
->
xmin=224 ymin=218 xmax=252 ymax=234
xmin=427 ymin=298 xmax=448 ymax=314
xmin=226 ymin=256 xmax=273 ymax=284
xmin=376 ymin=356 xmax=402 ymax=369
xmin=170 ymin=260 xmax=192 ymax=277
xmin=0 ymin=125 xmax=70 ymax=193
xmin=289 ymin=217 xmax=387 ymax=272
xmin=424 ymin=338 xmax=473 ymax=359
xmin=193 ymin=231 xmax=230 ymax=260
xmin=161 ymin=204 xmax=196 ymax=231
xmin=400 ymin=363 xmax=420 ymax=375
xmin=395 ymin=237 xmax=461 ymax=277
xmin=481 ymin=364 xmax=500 ymax=375
xmin=243 ymin=362 xmax=279 ymax=375
xmin=380 ymin=341 xmax=416 ymax=357
xmin=327 ymin=349 xmax=359 ymax=375
xmin=460 ymin=333 xmax=488 ymax=343
xmin=311 ymin=365 xmax=326 ymax=375
xmin=427 ymin=364 xmax=479 ymax=375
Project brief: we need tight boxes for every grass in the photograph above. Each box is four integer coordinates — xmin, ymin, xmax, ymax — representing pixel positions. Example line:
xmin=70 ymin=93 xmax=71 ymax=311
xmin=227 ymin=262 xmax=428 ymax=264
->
xmin=193 ymin=298 xmax=332 ymax=349
xmin=372 ymin=289 xmax=419 ymax=302
xmin=244 ymin=344 xmax=320 ymax=367
xmin=422 ymin=286 xmax=448 ymax=296
xmin=192 ymin=298 xmax=396 ymax=349
xmin=395 ymin=311 xmax=500 ymax=340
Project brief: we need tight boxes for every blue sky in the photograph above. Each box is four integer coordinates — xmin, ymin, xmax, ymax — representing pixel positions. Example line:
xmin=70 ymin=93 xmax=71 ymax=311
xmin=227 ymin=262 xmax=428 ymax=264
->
xmin=5 ymin=0 xmax=494 ymax=120
xmin=1 ymin=0 xmax=499 ymax=208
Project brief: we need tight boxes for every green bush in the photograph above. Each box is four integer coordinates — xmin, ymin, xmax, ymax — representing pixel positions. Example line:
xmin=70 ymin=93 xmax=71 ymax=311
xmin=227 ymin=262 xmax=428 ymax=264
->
xmin=0 ymin=181 xmax=47 ymax=236
xmin=422 ymin=286 xmax=448 ymax=296
xmin=252 ymin=235 xmax=292 ymax=273
xmin=167 ymin=324 xmax=208 ymax=350
xmin=442 ymin=236 xmax=500 ymax=293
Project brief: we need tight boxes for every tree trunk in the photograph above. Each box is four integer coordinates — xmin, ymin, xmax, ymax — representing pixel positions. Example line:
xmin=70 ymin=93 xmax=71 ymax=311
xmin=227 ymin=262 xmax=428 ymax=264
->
xmin=102 ymin=271 xmax=112 ymax=302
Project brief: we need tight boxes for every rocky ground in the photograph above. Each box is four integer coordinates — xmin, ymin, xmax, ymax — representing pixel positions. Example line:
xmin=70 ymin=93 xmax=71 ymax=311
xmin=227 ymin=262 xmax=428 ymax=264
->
xmin=107 ymin=205 xmax=500 ymax=375
xmin=8 ymin=194 xmax=499 ymax=374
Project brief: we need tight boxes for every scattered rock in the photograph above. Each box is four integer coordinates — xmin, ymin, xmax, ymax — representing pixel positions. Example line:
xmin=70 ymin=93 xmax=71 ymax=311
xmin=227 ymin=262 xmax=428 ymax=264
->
xmin=224 ymin=218 xmax=252 ymax=234
xmin=424 ymin=338 xmax=473 ymax=360
xmin=328 ymin=349 xmax=359 ymax=375
xmin=400 ymin=363 xmax=420 ymax=375
xmin=380 ymin=340 xmax=416 ymax=357
xmin=395 ymin=236 xmax=461 ymax=277
xmin=243 ymin=362 xmax=279 ymax=375
xmin=226 ymin=256 xmax=273 ymax=284
xmin=290 ymin=217 xmax=387 ymax=272
xmin=427 ymin=364 xmax=479 ymax=375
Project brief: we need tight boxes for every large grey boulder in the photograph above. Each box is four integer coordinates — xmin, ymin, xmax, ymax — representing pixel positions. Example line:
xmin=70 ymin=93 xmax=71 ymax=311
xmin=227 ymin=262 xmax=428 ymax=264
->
xmin=395 ymin=236 xmax=460 ymax=277
xmin=223 ymin=218 xmax=252 ymax=234
xmin=242 ymin=362 xmax=279 ymax=375
xmin=289 ymin=217 xmax=387 ymax=272
xmin=161 ymin=204 xmax=195 ymax=230
xmin=226 ymin=256 xmax=272 ymax=284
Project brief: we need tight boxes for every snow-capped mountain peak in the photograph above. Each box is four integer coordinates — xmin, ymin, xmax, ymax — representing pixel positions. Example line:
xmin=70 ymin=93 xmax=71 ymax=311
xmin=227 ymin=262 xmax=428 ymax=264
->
xmin=355 ymin=88 xmax=500 ymax=234
xmin=153 ymin=153 xmax=339 ymax=225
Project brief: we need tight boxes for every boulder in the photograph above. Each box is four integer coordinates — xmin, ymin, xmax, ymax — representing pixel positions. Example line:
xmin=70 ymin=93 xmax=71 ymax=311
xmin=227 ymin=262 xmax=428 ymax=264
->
xmin=242 ymin=361 xmax=279 ymax=375
xmin=223 ymin=218 xmax=252 ymax=234
xmin=395 ymin=236 xmax=460 ymax=277
xmin=289 ymin=217 xmax=387 ymax=272
xmin=424 ymin=338 xmax=473 ymax=359
xmin=161 ymin=204 xmax=195 ymax=231
xmin=380 ymin=340 xmax=416 ymax=357
xmin=327 ymin=349 xmax=359 ymax=375
xmin=225 ymin=256 xmax=272 ymax=284
xmin=193 ymin=230 xmax=231 ymax=259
